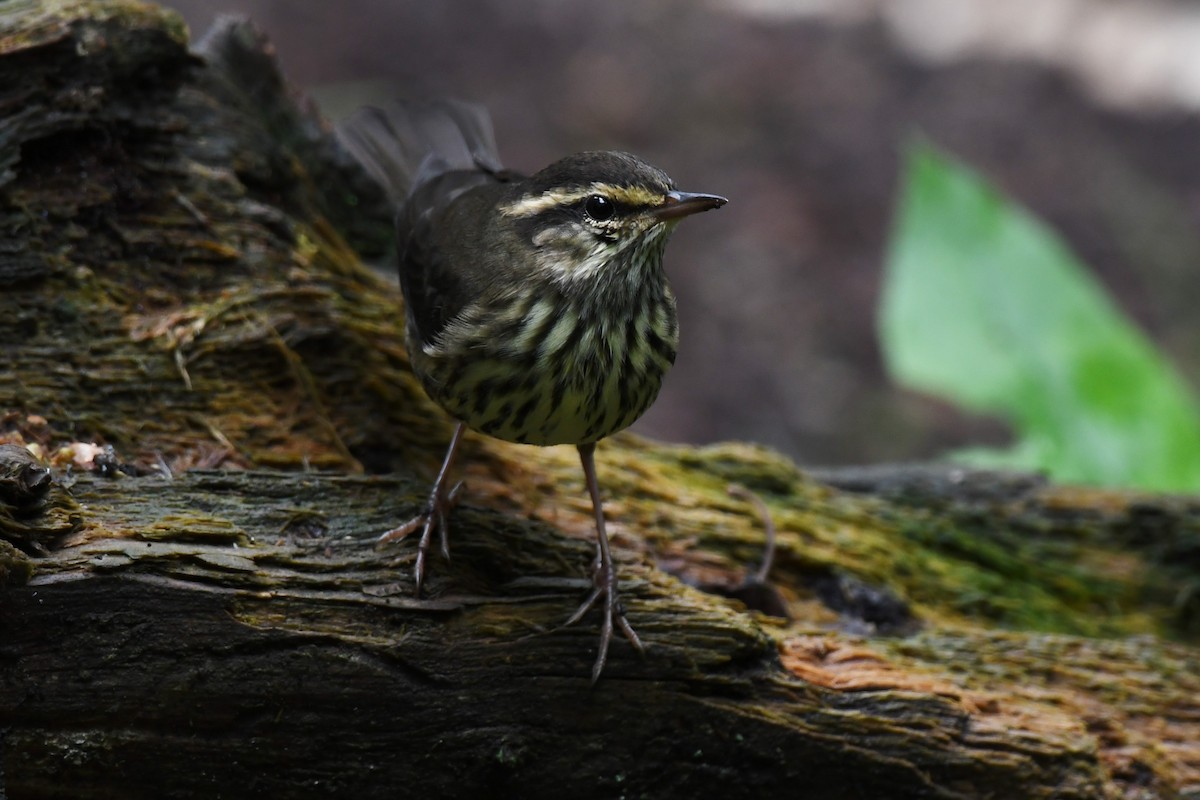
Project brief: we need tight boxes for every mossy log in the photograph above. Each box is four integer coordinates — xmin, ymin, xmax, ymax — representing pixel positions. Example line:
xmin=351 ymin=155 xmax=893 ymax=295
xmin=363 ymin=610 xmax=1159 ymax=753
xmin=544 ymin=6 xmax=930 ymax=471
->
xmin=1 ymin=3 xmax=1198 ymax=798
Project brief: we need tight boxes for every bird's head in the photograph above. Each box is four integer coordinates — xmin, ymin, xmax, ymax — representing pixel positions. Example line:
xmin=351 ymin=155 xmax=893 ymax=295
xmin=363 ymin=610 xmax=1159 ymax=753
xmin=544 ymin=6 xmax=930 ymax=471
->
xmin=498 ymin=151 xmax=726 ymax=289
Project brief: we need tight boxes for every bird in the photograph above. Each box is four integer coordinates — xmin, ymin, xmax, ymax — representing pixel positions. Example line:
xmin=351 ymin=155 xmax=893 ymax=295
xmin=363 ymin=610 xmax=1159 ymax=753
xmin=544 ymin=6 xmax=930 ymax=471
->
xmin=338 ymin=99 xmax=726 ymax=682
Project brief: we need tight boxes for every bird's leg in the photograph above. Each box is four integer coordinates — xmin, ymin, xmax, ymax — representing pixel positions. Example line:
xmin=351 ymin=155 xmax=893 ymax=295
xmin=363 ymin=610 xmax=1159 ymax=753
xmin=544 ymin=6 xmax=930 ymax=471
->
xmin=377 ymin=422 xmax=466 ymax=597
xmin=564 ymin=442 xmax=644 ymax=683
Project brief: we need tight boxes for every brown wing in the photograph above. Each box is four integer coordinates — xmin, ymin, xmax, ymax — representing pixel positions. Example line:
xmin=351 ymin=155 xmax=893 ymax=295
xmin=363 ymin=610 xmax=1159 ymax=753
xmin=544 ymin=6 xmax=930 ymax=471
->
xmin=396 ymin=172 xmax=500 ymax=348
xmin=337 ymin=100 xmax=517 ymax=347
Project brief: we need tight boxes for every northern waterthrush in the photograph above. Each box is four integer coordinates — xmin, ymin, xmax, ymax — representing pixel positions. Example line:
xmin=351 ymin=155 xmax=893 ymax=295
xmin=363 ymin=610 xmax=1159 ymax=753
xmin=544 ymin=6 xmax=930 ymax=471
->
xmin=339 ymin=99 xmax=726 ymax=682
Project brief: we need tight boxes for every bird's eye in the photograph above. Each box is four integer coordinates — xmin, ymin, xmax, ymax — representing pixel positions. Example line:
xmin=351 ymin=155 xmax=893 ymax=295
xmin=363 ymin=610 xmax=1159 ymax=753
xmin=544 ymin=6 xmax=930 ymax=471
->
xmin=583 ymin=194 xmax=615 ymax=222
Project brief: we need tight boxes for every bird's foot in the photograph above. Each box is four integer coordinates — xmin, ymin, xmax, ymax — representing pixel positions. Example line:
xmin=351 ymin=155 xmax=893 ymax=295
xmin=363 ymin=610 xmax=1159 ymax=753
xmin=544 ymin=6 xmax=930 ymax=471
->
xmin=377 ymin=480 xmax=464 ymax=596
xmin=564 ymin=558 xmax=644 ymax=684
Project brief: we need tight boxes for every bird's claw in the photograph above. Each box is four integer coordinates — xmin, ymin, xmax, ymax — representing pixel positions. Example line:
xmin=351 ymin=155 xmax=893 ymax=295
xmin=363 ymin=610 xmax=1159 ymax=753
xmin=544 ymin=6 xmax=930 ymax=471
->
xmin=565 ymin=560 xmax=644 ymax=684
xmin=378 ymin=479 xmax=464 ymax=597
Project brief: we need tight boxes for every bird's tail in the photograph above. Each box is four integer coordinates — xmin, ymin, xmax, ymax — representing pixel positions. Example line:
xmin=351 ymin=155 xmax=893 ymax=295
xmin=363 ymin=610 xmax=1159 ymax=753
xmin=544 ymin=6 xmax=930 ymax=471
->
xmin=336 ymin=99 xmax=504 ymax=204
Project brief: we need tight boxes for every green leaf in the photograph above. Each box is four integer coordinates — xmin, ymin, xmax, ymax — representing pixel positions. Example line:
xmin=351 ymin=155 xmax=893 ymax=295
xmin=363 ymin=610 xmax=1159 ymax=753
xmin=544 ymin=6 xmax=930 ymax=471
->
xmin=880 ymin=141 xmax=1200 ymax=491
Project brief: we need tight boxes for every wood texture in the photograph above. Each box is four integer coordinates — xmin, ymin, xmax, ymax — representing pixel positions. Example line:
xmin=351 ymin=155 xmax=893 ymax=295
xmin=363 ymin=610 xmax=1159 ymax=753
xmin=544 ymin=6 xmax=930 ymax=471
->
xmin=1 ymin=3 xmax=1197 ymax=798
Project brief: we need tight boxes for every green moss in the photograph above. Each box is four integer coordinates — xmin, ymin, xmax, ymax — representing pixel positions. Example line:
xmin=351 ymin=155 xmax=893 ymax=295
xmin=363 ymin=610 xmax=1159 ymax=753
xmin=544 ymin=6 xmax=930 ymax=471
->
xmin=0 ymin=540 xmax=35 ymax=587
xmin=139 ymin=513 xmax=250 ymax=545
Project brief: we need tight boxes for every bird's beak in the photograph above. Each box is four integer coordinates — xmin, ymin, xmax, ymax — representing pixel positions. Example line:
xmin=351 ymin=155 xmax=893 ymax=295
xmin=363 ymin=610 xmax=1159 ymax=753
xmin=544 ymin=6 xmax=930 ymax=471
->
xmin=652 ymin=190 xmax=728 ymax=221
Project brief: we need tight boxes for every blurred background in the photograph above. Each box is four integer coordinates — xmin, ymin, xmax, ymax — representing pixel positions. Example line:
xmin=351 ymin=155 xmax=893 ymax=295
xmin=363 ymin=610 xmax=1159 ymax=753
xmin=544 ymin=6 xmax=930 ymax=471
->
xmin=164 ymin=0 xmax=1200 ymax=469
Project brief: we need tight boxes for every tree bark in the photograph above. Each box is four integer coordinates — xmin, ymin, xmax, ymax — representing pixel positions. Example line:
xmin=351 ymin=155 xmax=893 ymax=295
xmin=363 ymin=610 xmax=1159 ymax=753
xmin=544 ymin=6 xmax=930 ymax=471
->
xmin=1 ymin=3 xmax=1197 ymax=798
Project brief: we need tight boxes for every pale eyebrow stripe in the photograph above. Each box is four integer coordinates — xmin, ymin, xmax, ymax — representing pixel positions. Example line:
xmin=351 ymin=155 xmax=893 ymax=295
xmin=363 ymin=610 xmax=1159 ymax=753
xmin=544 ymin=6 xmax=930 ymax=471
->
xmin=498 ymin=183 xmax=663 ymax=218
